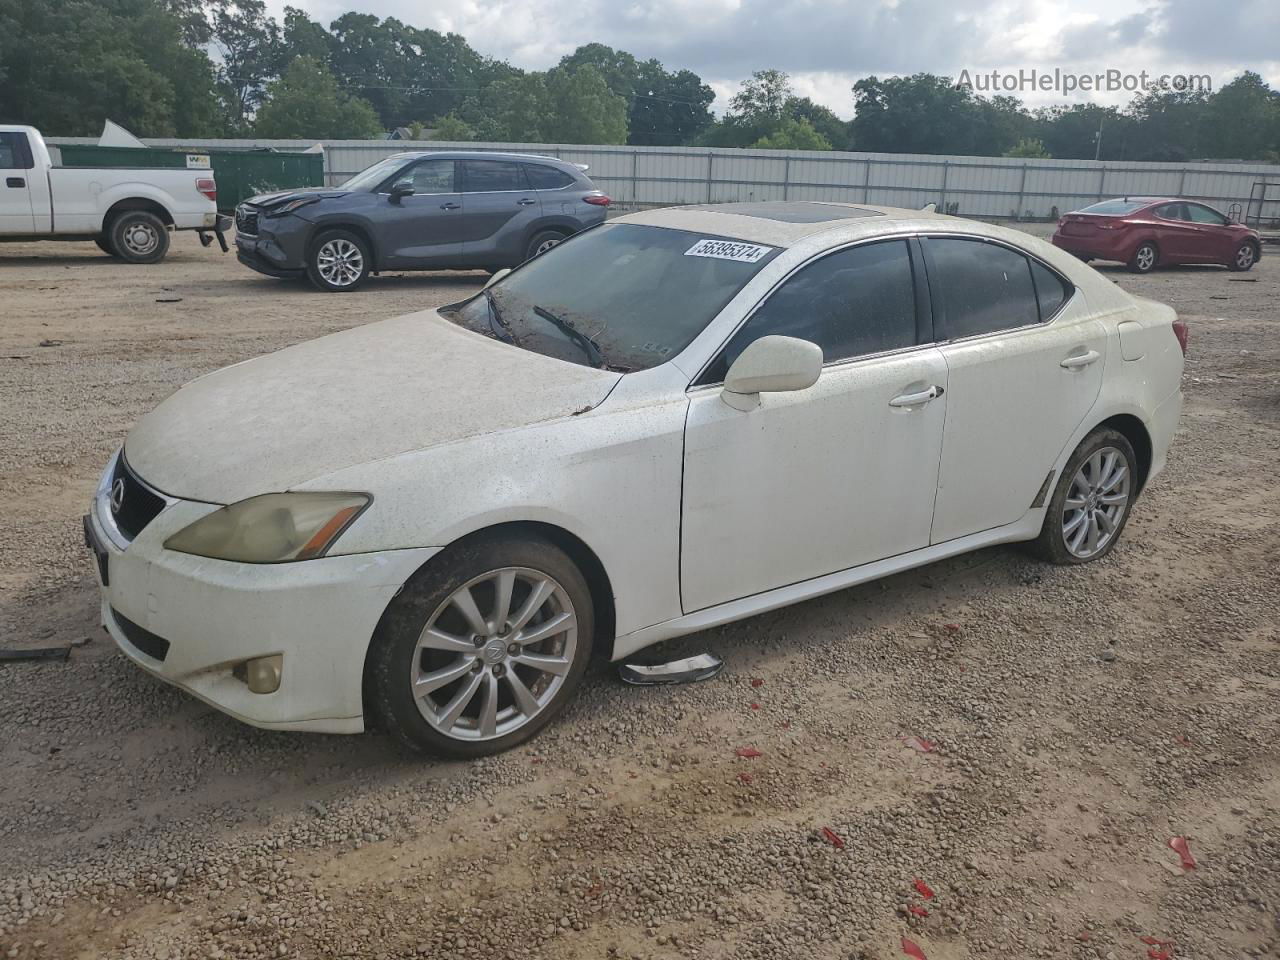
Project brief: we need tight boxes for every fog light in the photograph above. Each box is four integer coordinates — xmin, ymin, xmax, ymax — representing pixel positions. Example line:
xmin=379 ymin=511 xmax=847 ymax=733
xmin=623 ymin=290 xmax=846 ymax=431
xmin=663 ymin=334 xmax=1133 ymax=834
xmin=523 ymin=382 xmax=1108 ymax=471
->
xmin=244 ymin=655 xmax=283 ymax=694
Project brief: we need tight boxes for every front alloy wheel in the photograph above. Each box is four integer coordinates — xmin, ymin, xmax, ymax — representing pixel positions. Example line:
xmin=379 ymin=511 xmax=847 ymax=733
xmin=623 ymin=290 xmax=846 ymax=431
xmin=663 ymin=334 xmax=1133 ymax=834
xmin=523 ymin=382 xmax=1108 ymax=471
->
xmin=1229 ymin=242 xmax=1257 ymax=272
xmin=307 ymin=229 xmax=371 ymax=291
xmin=369 ymin=534 xmax=594 ymax=757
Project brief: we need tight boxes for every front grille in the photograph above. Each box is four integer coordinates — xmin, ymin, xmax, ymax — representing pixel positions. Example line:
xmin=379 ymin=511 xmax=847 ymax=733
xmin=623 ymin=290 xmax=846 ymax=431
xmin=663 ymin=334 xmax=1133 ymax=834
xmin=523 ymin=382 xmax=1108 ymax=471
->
xmin=235 ymin=206 xmax=258 ymax=236
xmin=109 ymin=455 xmax=166 ymax=541
xmin=111 ymin=608 xmax=170 ymax=662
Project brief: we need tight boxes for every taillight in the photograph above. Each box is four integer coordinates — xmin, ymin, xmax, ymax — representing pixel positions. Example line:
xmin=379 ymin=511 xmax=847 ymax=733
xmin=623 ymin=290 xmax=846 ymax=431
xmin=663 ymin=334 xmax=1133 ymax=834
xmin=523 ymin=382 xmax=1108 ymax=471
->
xmin=1098 ymin=219 xmax=1129 ymax=231
xmin=583 ymin=194 xmax=611 ymax=206
xmin=196 ymin=178 xmax=217 ymax=203
xmin=1172 ymin=320 xmax=1189 ymax=355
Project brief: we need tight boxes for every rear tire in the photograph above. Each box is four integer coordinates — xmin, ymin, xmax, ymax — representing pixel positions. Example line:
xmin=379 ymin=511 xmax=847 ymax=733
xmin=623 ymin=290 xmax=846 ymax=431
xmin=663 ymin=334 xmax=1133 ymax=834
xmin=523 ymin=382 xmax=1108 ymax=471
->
xmin=1030 ymin=428 xmax=1137 ymax=566
xmin=95 ymin=236 xmax=119 ymax=258
xmin=1228 ymin=241 xmax=1257 ymax=272
xmin=369 ymin=533 xmax=594 ymax=758
xmin=110 ymin=211 xmax=170 ymax=264
xmin=1127 ymin=241 xmax=1158 ymax=274
xmin=306 ymin=229 xmax=371 ymax=292
xmin=526 ymin=229 xmax=567 ymax=261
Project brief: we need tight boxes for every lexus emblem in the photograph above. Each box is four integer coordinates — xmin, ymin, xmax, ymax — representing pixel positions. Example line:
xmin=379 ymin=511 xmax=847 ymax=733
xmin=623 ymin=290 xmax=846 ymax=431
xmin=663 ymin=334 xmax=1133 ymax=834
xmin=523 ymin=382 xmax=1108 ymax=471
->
xmin=110 ymin=478 xmax=126 ymax=515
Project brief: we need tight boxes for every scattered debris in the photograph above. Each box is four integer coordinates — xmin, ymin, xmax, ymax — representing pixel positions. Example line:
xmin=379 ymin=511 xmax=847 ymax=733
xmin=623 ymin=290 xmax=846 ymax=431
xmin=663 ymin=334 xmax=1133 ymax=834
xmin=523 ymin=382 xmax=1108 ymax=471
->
xmin=618 ymin=652 xmax=724 ymax=685
xmin=1168 ymin=836 xmax=1197 ymax=871
xmin=37 ymin=339 xmax=63 ymax=347
xmin=0 ymin=645 xmax=72 ymax=662
xmin=901 ymin=936 xmax=927 ymax=959
xmin=902 ymin=736 xmax=936 ymax=753
xmin=750 ymin=677 xmax=764 ymax=688
xmin=736 ymin=772 xmax=753 ymax=784
xmin=735 ymin=747 xmax=762 ymax=759
xmin=155 ymin=297 xmax=184 ymax=303
xmin=912 ymin=878 xmax=935 ymax=899
xmin=820 ymin=827 xmax=845 ymax=849
xmin=907 ymin=904 xmax=929 ymax=918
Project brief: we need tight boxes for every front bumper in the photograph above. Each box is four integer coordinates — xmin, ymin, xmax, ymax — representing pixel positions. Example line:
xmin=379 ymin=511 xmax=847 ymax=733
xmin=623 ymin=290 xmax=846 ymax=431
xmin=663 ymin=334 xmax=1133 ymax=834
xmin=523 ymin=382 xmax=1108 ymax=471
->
xmin=234 ymin=214 xmax=309 ymax=278
xmin=86 ymin=462 xmax=437 ymax=733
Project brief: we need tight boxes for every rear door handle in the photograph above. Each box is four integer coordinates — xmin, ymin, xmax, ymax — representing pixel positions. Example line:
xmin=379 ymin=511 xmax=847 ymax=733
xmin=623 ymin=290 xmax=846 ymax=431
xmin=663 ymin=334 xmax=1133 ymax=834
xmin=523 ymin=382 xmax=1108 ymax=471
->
xmin=440 ymin=202 xmax=460 ymax=210
xmin=517 ymin=197 xmax=536 ymax=206
xmin=1060 ymin=350 xmax=1100 ymax=369
xmin=889 ymin=385 xmax=944 ymax=407
xmin=5 ymin=177 xmax=24 ymax=188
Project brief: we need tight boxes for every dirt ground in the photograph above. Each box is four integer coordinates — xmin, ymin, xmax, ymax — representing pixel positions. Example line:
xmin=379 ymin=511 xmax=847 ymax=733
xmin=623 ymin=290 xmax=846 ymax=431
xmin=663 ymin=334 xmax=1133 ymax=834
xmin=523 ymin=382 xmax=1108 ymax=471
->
xmin=1 ymin=231 xmax=1278 ymax=960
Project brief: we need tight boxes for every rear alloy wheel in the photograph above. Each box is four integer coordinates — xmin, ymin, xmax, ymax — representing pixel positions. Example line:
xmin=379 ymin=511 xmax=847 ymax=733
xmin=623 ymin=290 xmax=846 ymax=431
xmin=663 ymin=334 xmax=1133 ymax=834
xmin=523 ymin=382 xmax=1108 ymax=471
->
xmin=1031 ymin=428 xmax=1137 ymax=565
xmin=1128 ymin=241 xmax=1158 ymax=274
xmin=307 ymin=229 xmax=371 ymax=292
xmin=110 ymin=211 xmax=170 ymax=264
xmin=369 ymin=535 xmax=593 ymax=757
xmin=1229 ymin=242 xmax=1257 ymax=272
xmin=526 ymin=229 xmax=567 ymax=261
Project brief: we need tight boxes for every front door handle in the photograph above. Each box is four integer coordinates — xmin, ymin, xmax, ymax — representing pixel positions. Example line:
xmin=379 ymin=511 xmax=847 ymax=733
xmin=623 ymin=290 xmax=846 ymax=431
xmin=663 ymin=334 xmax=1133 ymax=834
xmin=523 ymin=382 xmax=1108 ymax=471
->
xmin=889 ymin=385 xmax=944 ymax=407
xmin=516 ymin=197 xmax=536 ymax=206
xmin=440 ymin=202 xmax=460 ymax=210
xmin=5 ymin=177 xmax=24 ymax=188
xmin=1060 ymin=350 xmax=1101 ymax=369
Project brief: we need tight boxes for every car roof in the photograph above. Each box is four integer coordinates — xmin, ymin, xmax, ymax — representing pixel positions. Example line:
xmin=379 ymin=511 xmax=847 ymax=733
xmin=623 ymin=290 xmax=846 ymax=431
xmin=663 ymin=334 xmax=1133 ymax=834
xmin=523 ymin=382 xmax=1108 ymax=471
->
xmin=388 ymin=150 xmax=576 ymax=166
xmin=617 ymin=201 xmax=954 ymax=246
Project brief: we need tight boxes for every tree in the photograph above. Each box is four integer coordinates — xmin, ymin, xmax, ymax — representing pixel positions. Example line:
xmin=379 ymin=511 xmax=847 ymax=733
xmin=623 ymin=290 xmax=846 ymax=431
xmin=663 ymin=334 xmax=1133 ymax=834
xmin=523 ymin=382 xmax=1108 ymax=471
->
xmin=1004 ymin=137 xmax=1050 ymax=158
xmin=210 ymin=0 xmax=281 ymax=133
xmin=1125 ymin=87 xmax=1211 ymax=161
xmin=753 ymin=117 xmax=831 ymax=151
xmin=432 ymin=114 xmax=474 ymax=141
xmin=630 ymin=63 xmax=715 ymax=145
xmin=545 ymin=65 xmax=628 ymax=144
xmin=785 ymin=97 xmax=849 ymax=150
xmin=477 ymin=73 xmax=553 ymax=141
xmin=852 ymin=73 xmax=1023 ymax=155
xmin=1202 ymin=71 xmax=1280 ymax=160
xmin=253 ymin=56 xmax=382 ymax=139
xmin=1032 ymin=104 xmax=1130 ymax=160
xmin=731 ymin=69 xmax=791 ymax=123
xmin=279 ymin=6 xmax=331 ymax=65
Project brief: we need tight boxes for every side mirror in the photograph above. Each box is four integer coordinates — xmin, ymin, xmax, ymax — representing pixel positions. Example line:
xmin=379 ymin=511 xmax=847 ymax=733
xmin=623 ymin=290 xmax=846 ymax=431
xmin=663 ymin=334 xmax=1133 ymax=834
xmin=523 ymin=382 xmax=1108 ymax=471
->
xmin=483 ymin=267 xmax=511 ymax=290
xmin=389 ymin=181 xmax=414 ymax=203
xmin=721 ymin=335 xmax=822 ymax=411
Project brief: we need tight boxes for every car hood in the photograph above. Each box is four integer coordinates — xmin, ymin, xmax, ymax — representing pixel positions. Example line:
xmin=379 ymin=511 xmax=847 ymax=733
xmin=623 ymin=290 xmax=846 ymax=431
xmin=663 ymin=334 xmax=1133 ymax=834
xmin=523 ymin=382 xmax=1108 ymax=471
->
xmin=124 ymin=311 xmax=621 ymax=504
xmin=243 ymin=187 xmax=349 ymax=210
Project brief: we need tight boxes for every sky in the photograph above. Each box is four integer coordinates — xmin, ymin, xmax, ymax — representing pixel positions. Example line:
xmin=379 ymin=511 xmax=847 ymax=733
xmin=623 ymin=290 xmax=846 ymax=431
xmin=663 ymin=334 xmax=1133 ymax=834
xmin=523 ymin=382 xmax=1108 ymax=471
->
xmin=265 ymin=0 xmax=1280 ymax=119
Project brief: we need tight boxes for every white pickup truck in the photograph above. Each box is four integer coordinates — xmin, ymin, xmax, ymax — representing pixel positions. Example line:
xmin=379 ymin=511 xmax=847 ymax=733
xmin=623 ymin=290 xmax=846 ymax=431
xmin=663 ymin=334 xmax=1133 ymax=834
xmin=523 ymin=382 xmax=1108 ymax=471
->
xmin=0 ymin=125 xmax=228 ymax=263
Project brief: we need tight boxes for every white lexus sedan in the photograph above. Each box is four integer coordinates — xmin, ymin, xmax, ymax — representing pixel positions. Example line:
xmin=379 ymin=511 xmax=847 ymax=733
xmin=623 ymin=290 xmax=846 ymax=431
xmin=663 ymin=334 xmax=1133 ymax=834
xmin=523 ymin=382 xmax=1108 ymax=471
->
xmin=85 ymin=201 xmax=1185 ymax=757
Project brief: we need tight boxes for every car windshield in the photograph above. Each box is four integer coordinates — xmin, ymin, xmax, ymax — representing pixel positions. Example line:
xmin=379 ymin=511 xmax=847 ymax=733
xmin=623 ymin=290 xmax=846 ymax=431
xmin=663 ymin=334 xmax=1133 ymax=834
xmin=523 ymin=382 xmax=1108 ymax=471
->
xmin=1077 ymin=199 xmax=1149 ymax=216
xmin=441 ymin=223 xmax=781 ymax=372
xmin=341 ymin=156 xmax=410 ymax=192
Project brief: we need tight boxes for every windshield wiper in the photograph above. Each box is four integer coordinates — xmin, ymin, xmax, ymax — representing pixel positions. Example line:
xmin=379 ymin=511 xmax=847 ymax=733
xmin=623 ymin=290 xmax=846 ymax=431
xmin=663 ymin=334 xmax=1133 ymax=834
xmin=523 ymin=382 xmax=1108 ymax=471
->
xmin=532 ymin=305 xmax=606 ymax=369
xmin=484 ymin=289 xmax=518 ymax=345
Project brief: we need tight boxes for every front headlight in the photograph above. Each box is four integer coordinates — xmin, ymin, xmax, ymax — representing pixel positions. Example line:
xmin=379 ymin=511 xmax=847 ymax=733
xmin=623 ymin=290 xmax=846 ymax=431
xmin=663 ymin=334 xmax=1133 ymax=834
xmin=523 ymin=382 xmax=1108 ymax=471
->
xmin=164 ymin=492 xmax=370 ymax=563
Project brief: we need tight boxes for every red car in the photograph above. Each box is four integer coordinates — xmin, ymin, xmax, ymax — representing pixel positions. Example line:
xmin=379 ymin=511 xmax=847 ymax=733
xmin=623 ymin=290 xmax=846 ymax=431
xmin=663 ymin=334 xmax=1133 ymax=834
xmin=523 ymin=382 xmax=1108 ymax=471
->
xmin=1051 ymin=197 xmax=1261 ymax=274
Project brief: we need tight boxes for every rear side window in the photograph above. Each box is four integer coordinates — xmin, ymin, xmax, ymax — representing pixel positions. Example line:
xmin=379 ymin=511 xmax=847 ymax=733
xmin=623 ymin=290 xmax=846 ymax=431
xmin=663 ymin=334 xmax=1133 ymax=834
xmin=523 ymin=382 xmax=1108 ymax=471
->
xmin=525 ymin=164 xmax=575 ymax=190
xmin=699 ymin=239 xmax=918 ymax=384
xmin=927 ymin=238 xmax=1039 ymax=338
xmin=0 ymin=132 xmax=33 ymax=169
xmin=460 ymin=160 xmax=530 ymax=193
xmin=1029 ymin=259 xmax=1071 ymax=320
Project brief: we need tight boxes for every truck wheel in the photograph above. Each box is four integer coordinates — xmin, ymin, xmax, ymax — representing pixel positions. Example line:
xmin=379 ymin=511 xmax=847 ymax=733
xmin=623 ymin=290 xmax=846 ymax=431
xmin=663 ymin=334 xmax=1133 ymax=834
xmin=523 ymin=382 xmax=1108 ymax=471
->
xmin=307 ymin=229 xmax=371 ymax=292
xmin=95 ymin=237 xmax=120 ymax=258
xmin=110 ymin=211 xmax=170 ymax=264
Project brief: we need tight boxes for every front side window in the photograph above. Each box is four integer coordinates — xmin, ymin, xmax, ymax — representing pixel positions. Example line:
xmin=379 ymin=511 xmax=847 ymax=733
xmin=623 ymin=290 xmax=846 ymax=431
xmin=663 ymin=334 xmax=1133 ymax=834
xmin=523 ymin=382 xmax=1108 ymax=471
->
xmin=927 ymin=238 xmax=1039 ymax=339
xmin=699 ymin=239 xmax=918 ymax=384
xmin=1186 ymin=203 xmax=1228 ymax=225
xmin=1156 ymin=202 xmax=1190 ymax=221
xmin=460 ymin=160 xmax=529 ymax=193
xmin=0 ymin=132 xmax=32 ymax=170
xmin=403 ymin=159 xmax=455 ymax=194
xmin=441 ymin=223 xmax=780 ymax=372
xmin=342 ymin=156 xmax=411 ymax=192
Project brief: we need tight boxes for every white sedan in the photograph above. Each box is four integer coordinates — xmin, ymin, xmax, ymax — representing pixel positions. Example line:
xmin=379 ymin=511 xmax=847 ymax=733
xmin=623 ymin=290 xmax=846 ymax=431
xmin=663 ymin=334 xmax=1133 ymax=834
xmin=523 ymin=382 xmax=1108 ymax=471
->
xmin=85 ymin=201 xmax=1185 ymax=756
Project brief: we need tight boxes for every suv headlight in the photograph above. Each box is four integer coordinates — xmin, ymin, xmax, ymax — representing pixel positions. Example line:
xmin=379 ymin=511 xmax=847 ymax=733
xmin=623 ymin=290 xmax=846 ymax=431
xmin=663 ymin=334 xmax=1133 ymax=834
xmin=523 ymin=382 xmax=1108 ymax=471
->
xmin=164 ymin=493 xmax=370 ymax=563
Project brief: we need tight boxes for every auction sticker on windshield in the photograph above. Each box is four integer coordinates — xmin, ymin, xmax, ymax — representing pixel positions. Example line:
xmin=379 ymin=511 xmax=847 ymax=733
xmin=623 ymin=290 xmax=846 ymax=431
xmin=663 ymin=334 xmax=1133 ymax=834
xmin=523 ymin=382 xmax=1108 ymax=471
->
xmin=684 ymin=238 xmax=774 ymax=263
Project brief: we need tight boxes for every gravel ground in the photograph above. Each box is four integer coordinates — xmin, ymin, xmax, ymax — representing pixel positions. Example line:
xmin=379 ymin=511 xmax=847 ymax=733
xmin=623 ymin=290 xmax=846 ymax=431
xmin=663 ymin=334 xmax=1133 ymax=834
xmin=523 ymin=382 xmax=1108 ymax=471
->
xmin=1 ymin=231 xmax=1278 ymax=960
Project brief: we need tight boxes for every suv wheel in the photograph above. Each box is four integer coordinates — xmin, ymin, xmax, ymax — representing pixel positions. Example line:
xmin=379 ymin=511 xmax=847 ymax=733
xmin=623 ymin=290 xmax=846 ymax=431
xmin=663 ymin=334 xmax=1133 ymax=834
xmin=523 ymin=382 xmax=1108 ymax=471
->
xmin=526 ymin=229 xmax=567 ymax=261
xmin=368 ymin=533 xmax=594 ymax=758
xmin=1031 ymin=428 xmax=1137 ymax=565
xmin=307 ymin=229 xmax=371 ymax=292
xmin=110 ymin=211 xmax=170 ymax=264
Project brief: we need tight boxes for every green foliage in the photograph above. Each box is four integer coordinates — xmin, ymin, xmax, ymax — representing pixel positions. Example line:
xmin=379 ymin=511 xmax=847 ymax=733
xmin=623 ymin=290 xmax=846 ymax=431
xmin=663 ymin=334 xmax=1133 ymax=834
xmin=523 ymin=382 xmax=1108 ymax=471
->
xmin=253 ymin=56 xmax=381 ymax=139
xmin=1004 ymin=137 xmax=1051 ymax=158
xmin=432 ymin=114 xmax=475 ymax=142
xmin=752 ymin=117 xmax=831 ymax=151
xmin=210 ymin=0 xmax=281 ymax=133
xmin=545 ymin=65 xmax=628 ymax=144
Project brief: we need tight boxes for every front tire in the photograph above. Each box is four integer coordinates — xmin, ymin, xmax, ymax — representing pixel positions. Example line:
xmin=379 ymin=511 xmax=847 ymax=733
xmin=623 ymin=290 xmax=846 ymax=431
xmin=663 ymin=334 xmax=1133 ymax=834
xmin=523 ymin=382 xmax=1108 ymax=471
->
xmin=1031 ymin=428 xmax=1137 ymax=565
xmin=1228 ymin=241 xmax=1257 ymax=272
xmin=1127 ymin=241 xmax=1158 ymax=274
xmin=369 ymin=534 xmax=594 ymax=758
xmin=110 ymin=211 xmax=170 ymax=264
xmin=307 ymin=229 xmax=371 ymax=292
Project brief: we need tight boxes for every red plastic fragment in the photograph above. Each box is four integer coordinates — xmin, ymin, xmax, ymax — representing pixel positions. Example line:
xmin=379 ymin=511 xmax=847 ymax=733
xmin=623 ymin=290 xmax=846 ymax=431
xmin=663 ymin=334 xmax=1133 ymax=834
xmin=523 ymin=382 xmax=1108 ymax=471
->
xmin=944 ymin=623 xmax=960 ymax=633
xmin=735 ymin=747 xmax=762 ymax=758
xmin=1168 ymin=836 xmax=1196 ymax=870
xmin=750 ymin=702 xmax=760 ymax=710
xmin=737 ymin=772 xmax=753 ymax=784
xmin=530 ymin=756 xmax=544 ymax=764
xmin=901 ymin=937 xmax=927 ymax=960
xmin=912 ymin=878 xmax=935 ymax=899
xmin=750 ymin=677 xmax=764 ymax=687
xmin=821 ymin=826 xmax=845 ymax=849
xmin=1076 ymin=931 xmax=1092 ymax=941
xmin=907 ymin=904 xmax=929 ymax=918
xmin=903 ymin=736 xmax=936 ymax=753
xmin=1173 ymin=734 xmax=1193 ymax=748
xmin=1141 ymin=936 xmax=1175 ymax=947
xmin=1148 ymin=951 xmax=1172 ymax=960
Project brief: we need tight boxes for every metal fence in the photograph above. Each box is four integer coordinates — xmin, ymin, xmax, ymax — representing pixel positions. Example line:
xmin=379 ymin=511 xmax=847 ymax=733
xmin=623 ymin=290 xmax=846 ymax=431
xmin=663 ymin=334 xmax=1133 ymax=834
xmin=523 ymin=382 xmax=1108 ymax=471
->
xmin=49 ymin=136 xmax=1280 ymax=223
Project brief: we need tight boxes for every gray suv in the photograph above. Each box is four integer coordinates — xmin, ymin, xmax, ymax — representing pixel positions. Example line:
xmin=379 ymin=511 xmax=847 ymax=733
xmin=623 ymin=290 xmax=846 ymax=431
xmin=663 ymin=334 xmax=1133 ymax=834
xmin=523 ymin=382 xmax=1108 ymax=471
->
xmin=234 ymin=151 xmax=611 ymax=292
